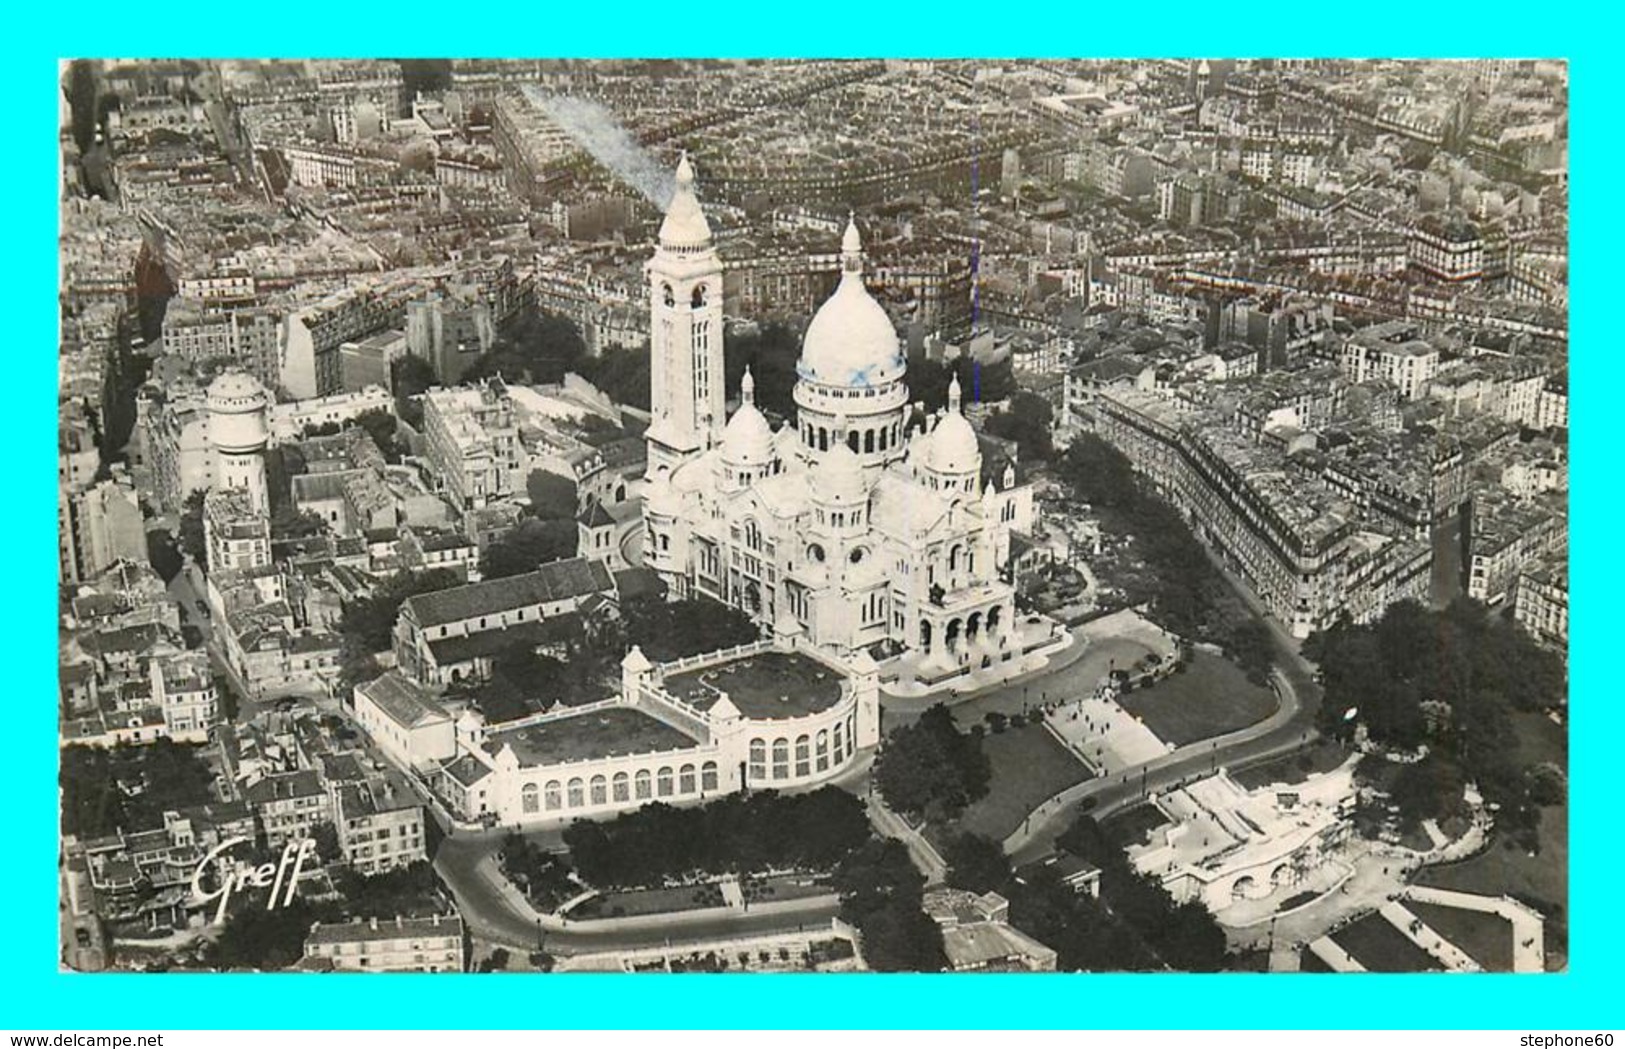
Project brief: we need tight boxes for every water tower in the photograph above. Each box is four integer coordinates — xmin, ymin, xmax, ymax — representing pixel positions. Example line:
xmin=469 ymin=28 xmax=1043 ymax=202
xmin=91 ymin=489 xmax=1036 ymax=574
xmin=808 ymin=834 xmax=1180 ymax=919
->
xmin=206 ymin=370 xmax=270 ymax=515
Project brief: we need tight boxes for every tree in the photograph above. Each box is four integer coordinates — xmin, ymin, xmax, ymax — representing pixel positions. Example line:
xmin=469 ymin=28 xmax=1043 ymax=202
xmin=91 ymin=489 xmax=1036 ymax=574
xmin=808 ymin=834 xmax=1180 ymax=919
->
xmin=391 ymin=354 xmax=438 ymax=430
xmin=337 ymin=569 xmax=463 ymax=653
xmin=479 ymin=518 xmax=578 ymax=579
xmin=351 ymin=409 xmax=402 ymax=463
xmin=576 ymin=345 xmax=651 ymax=411
xmin=983 ymin=391 xmax=1055 ymax=462
xmin=944 ymin=833 xmax=1012 ymax=895
xmin=178 ymin=489 xmax=208 ymax=569
xmin=1527 ymin=762 xmax=1567 ymax=806
xmin=312 ymin=822 xmax=343 ymax=864
xmin=467 ymin=307 xmax=588 ymax=385
xmin=146 ymin=528 xmax=183 ymax=583
xmin=1225 ymin=616 xmax=1275 ymax=687
xmin=723 ymin=323 xmax=801 ymax=418
xmin=873 ymin=705 xmax=991 ymax=822
xmin=525 ymin=470 xmax=578 ymax=520
xmin=206 ymin=900 xmax=321 ymax=971
xmin=621 ymin=596 xmax=760 ymax=662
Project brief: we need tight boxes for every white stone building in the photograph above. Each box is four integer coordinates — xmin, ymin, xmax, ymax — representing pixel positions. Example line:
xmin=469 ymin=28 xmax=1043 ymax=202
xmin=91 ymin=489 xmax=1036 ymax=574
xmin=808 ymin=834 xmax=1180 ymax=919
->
xmin=641 ymin=160 xmax=1035 ymax=677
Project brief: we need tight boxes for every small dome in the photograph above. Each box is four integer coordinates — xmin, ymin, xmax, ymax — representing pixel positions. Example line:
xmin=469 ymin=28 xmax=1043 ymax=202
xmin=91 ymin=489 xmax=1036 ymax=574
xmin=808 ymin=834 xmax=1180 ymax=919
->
xmin=721 ymin=401 xmax=774 ymax=467
xmin=814 ymin=438 xmax=867 ymax=505
xmin=658 ymin=153 xmax=712 ymax=249
xmin=797 ymin=221 xmax=904 ymax=389
xmin=926 ymin=412 xmax=981 ymax=475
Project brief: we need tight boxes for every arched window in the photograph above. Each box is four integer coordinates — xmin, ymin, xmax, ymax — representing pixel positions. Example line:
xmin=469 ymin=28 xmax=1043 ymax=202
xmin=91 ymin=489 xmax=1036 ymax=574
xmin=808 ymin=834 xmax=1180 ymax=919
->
xmin=749 ymin=738 xmax=766 ymax=782
xmin=818 ymin=427 xmax=828 ymax=451
xmin=772 ymin=738 xmax=789 ymax=780
xmin=521 ymin=783 xmax=539 ymax=814
xmin=701 ymin=761 xmax=719 ymax=791
xmin=679 ymin=764 xmax=697 ymax=794
xmin=816 ymin=729 xmax=830 ymax=771
xmin=949 ymin=544 xmax=962 ymax=571
xmin=634 ymin=769 xmax=652 ymax=800
xmin=590 ymin=775 xmax=608 ymax=806
xmin=691 ymin=284 xmax=708 ymax=308
xmin=567 ymin=778 xmax=585 ymax=807
xmin=662 ymin=283 xmax=675 ymax=308
xmin=879 ymin=426 xmax=889 ymax=451
xmin=612 ymin=772 xmax=630 ymax=803
xmin=544 ymin=781 xmax=562 ymax=811
xmin=833 ymin=721 xmax=846 ymax=764
xmin=795 ymin=735 xmax=811 ymax=777
xmin=657 ymin=767 xmax=674 ymax=797
xmin=848 ymin=431 xmax=860 ymax=453
xmin=864 ymin=429 xmax=875 ymax=453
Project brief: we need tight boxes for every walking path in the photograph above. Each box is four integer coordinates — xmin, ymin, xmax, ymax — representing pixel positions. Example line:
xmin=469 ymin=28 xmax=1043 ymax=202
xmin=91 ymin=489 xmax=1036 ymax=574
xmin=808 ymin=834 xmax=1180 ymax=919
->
xmin=1404 ymin=884 xmax=1547 ymax=973
xmin=1045 ymin=691 xmax=1171 ymax=773
xmin=1380 ymin=899 xmax=1481 ymax=972
xmin=866 ymin=794 xmax=948 ymax=886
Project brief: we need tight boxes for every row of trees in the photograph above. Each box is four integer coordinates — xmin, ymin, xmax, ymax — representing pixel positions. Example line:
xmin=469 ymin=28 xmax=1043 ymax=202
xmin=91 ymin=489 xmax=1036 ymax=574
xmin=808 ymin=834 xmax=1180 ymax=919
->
xmin=60 ymin=740 xmax=216 ymax=838
xmin=831 ymin=838 xmax=947 ymax=972
xmin=205 ymin=860 xmax=452 ymax=971
xmin=872 ymin=705 xmax=991 ymax=823
xmin=1057 ymin=434 xmax=1273 ymax=670
xmin=1057 ymin=816 xmax=1229 ymax=971
xmin=938 ymin=817 xmax=1229 ymax=971
xmin=498 ymin=833 xmax=578 ymax=912
xmin=1309 ymin=598 xmax=1567 ymax=849
xmin=561 ymin=788 xmax=871 ymax=888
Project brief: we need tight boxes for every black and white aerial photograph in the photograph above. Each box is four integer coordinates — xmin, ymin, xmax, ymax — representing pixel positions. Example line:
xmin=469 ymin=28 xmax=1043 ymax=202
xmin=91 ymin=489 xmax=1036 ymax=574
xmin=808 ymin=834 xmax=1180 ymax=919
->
xmin=58 ymin=58 xmax=1569 ymax=975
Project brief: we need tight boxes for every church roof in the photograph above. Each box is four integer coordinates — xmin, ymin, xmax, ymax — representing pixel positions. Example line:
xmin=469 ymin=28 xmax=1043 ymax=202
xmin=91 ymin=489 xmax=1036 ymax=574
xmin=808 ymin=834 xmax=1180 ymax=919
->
xmin=721 ymin=402 xmax=774 ymax=467
xmin=868 ymin=472 xmax=952 ymax=539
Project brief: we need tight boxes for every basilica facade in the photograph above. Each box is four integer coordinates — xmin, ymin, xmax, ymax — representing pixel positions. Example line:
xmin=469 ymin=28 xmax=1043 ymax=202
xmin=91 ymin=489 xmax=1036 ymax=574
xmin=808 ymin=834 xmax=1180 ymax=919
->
xmin=642 ymin=157 xmax=1036 ymax=675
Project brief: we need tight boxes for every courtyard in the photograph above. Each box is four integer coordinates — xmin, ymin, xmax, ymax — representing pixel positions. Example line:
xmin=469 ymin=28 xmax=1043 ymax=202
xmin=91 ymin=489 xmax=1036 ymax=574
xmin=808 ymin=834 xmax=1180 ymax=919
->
xmin=665 ymin=651 xmax=844 ymax=719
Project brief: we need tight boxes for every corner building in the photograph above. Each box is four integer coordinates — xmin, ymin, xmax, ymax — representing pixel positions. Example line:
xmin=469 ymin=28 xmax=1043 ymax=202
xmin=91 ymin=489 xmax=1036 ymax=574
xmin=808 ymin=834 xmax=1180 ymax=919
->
xmin=643 ymin=160 xmax=1030 ymax=675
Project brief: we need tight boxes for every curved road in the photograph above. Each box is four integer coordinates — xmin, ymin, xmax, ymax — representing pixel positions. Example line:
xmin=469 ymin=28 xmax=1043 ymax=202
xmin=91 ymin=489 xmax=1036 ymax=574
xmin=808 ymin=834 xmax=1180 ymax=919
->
xmin=435 ymin=832 xmax=837 ymax=953
xmin=1006 ymin=566 xmax=1325 ymax=865
xmin=430 ymin=537 xmax=1324 ymax=950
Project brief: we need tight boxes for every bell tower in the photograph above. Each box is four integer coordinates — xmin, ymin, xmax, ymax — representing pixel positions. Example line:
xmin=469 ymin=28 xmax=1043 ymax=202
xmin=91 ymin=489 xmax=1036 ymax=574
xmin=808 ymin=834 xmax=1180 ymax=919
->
xmin=646 ymin=153 xmax=726 ymax=479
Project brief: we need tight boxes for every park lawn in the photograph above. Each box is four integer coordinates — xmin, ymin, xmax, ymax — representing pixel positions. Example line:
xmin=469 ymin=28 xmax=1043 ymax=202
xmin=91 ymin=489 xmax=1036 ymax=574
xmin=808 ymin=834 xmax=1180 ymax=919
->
xmin=570 ymin=882 xmax=725 ymax=920
xmin=1414 ymin=708 xmax=1568 ymax=969
xmin=1407 ymin=901 xmax=1515 ymax=972
xmin=742 ymin=874 xmax=834 ymax=905
xmin=1116 ymin=652 xmax=1279 ymax=747
xmin=955 ymin=723 xmax=1094 ymax=841
xmin=1298 ymin=948 xmax=1336 ymax=973
xmin=1331 ymin=913 xmax=1443 ymax=972
xmin=1102 ymin=802 xmax=1170 ymax=849
xmin=1233 ymin=738 xmax=1352 ymax=790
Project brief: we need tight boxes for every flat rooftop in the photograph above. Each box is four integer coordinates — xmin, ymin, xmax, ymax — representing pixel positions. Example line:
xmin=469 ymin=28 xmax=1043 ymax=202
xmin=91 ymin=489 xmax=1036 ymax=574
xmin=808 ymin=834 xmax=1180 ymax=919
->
xmin=489 ymin=707 xmax=700 ymax=768
xmin=664 ymin=651 xmax=844 ymax=720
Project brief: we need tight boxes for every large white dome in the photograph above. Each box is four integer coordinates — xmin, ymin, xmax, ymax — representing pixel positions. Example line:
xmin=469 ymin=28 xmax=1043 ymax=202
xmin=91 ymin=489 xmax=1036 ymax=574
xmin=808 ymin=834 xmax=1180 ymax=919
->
xmin=797 ymin=219 xmax=904 ymax=389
